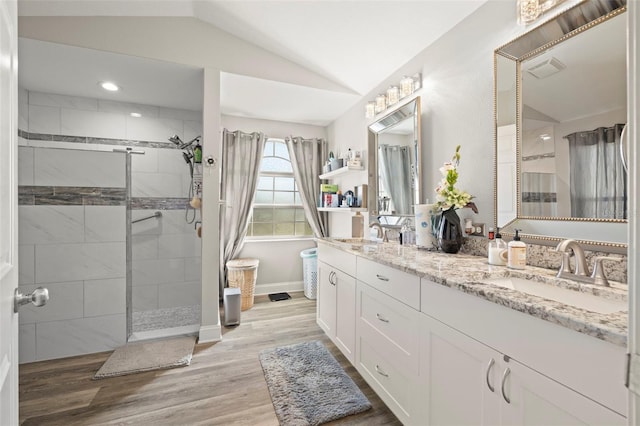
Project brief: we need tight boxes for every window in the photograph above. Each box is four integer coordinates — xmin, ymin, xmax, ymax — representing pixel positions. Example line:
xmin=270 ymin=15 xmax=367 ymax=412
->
xmin=246 ymin=139 xmax=313 ymax=238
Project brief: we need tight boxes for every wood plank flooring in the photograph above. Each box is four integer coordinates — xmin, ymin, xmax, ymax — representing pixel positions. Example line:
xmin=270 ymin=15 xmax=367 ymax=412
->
xmin=19 ymin=292 xmax=401 ymax=425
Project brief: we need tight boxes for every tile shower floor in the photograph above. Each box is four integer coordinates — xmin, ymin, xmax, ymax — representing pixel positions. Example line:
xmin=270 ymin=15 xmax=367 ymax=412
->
xmin=132 ymin=305 xmax=201 ymax=333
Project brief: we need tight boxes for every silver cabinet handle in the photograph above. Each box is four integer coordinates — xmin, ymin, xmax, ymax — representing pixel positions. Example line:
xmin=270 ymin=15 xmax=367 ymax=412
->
xmin=329 ymin=271 xmax=337 ymax=286
xmin=486 ymin=358 xmax=495 ymax=392
xmin=376 ymin=274 xmax=389 ymax=281
xmin=376 ymin=313 xmax=389 ymax=323
xmin=501 ymin=367 xmax=511 ymax=404
xmin=375 ymin=364 xmax=389 ymax=377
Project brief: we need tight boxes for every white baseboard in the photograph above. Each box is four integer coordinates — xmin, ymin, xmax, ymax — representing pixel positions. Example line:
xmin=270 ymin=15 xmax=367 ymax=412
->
xmin=255 ymin=281 xmax=304 ymax=296
xmin=198 ymin=324 xmax=222 ymax=343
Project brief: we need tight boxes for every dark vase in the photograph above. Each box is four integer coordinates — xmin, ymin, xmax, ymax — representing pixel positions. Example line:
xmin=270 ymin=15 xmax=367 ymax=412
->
xmin=438 ymin=207 xmax=463 ymax=254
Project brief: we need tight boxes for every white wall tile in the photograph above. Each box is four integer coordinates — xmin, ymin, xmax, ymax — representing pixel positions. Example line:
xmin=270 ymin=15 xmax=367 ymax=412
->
xmin=158 ymin=107 xmax=201 ymax=122
xmin=30 ymin=92 xmax=98 ymax=111
xmin=157 ymin=148 xmax=191 ymax=178
xmin=85 ymin=206 xmax=126 ymax=242
xmin=84 ymin=278 xmax=126 ymax=317
xmin=184 ymin=257 xmax=202 ymax=282
xmin=131 ymin=147 xmax=158 ymax=173
xmin=132 ymin=258 xmax=184 ymax=286
xmin=19 ymin=324 xmax=36 ymax=364
xmin=158 ymin=234 xmax=201 ymax=259
xmin=126 ymin=116 xmax=183 ymax=143
xmin=158 ymin=281 xmax=201 ymax=309
xmin=61 ymin=108 xmax=126 ymax=139
xmin=132 ymin=235 xmax=159 ymax=260
xmin=131 ymin=172 xmax=184 ymax=198
xmin=19 ymin=206 xmax=85 ymax=244
xmin=35 ymin=314 xmax=126 ymax=361
xmin=18 ymin=146 xmax=35 ymax=185
xmin=99 ymin=100 xmax=159 ymax=118
xmin=18 ymin=281 xmax=84 ymax=325
xmin=19 ymin=87 xmax=28 ymax=130
xmin=132 ymin=285 xmax=159 ymax=311
xmin=36 ymin=242 xmax=125 ymax=283
xmin=156 ymin=210 xmax=195 ymax=235
xmin=183 ymin=121 xmax=203 ymax=142
xmin=19 ymin=245 xmax=35 ymax=285
xmin=29 ymin=105 xmax=60 ymax=134
xmin=34 ymin=148 xmax=125 ymax=187
xmin=131 ymin=215 xmax=163 ymax=236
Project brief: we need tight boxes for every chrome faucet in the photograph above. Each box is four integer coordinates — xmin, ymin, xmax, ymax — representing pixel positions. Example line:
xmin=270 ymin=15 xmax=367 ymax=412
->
xmin=554 ymin=239 xmax=621 ymax=287
xmin=369 ymin=222 xmax=388 ymax=242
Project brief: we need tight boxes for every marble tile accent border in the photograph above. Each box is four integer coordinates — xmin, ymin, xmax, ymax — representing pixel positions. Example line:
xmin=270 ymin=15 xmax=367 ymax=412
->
xmin=18 ymin=186 xmax=189 ymax=210
xmin=461 ymin=236 xmax=627 ymax=284
xmin=18 ymin=129 xmax=180 ymax=149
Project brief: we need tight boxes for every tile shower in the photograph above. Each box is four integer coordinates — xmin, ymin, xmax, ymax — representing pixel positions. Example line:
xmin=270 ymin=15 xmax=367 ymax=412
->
xmin=17 ymin=89 xmax=203 ymax=362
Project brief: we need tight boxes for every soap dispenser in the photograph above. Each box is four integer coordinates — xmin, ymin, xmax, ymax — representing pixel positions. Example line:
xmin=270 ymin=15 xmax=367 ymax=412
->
xmin=507 ymin=229 xmax=527 ymax=269
xmin=488 ymin=227 xmax=507 ymax=266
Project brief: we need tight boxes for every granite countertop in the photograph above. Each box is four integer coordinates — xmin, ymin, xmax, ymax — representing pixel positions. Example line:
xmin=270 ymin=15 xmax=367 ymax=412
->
xmin=317 ymin=238 xmax=628 ymax=347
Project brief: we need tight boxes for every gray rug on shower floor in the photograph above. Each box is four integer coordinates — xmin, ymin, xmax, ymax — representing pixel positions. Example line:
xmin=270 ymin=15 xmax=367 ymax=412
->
xmin=93 ymin=335 xmax=196 ymax=379
xmin=259 ymin=340 xmax=371 ymax=425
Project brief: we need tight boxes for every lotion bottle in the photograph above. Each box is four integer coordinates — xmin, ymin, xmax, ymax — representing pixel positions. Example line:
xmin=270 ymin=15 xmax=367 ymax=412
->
xmin=488 ymin=227 xmax=507 ymax=266
xmin=507 ymin=229 xmax=527 ymax=269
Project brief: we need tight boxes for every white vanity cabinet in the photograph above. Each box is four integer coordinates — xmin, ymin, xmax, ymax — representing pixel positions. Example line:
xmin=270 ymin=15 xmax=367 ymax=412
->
xmin=317 ymin=244 xmax=356 ymax=363
xmin=355 ymin=258 xmax=422 ymax=425
xmin=420 ymin=313 xmax=626 ymax=425
xmin=420 ymin=278 xmax=627 ymax=425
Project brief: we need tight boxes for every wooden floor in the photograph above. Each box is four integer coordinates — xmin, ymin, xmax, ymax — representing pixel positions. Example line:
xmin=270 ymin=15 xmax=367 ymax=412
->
xmin=19 ymin=292 xmax=401 ymax=425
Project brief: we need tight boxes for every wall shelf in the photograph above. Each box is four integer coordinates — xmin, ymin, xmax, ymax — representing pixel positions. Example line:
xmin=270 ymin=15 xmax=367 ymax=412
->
xmin=317 ymin=207 xmax=367 ymax=213
xmin=319 ymin=165 xmax=364 ymax=180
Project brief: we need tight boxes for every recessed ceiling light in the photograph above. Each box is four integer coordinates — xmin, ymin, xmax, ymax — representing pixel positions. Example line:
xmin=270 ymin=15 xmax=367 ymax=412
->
xmin=100 ymin=81 xmax=119 ymax=92
xmin=130 ymin=112 xmax=142 ymax=118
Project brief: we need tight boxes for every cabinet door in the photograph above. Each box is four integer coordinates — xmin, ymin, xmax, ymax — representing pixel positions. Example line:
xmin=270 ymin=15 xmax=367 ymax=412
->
xmin=334 ymin=269 xmax=356 ymax=363
xmin=317 ymin=261 xmax=336 ymax=338
xmin=501 ymin=359 xmax=626 ymax=426
xmin=420 ymin=314 xmax=502 ymax=426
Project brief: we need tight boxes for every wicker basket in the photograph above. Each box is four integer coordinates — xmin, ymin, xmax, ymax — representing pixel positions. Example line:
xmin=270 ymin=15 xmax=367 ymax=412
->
xmin=226 ymin=258 xmax=260 ymax=310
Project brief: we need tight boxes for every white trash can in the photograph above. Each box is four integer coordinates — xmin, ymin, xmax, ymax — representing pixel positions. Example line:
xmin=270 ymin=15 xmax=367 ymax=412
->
xmin=300 ymin=248 xmax=318 ymax=300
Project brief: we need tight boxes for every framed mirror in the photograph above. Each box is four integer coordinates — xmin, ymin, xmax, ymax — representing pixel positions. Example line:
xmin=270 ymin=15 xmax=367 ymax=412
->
xmin=367 ymin=97 xmax=421 ymax=218
xmin=494 ymin=0 xmax=627 ymax=249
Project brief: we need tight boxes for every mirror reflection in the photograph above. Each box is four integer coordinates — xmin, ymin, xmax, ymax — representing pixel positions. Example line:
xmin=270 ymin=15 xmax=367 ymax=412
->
xmin=494 ymin=0 xmax=627 ymax=248
xmin=368 ymin=97 xmax=421 ymax=217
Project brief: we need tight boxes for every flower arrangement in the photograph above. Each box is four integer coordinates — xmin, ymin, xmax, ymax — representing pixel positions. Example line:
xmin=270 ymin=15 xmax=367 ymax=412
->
xmin=434 ymin=145 xmax=478 ymax=213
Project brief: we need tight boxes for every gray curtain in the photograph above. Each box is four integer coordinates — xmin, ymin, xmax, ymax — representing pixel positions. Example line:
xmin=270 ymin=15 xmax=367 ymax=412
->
xmin=378 ymin=144 xmax=412 ymax=215
xmin=286 ymin=136 xmax=329 ymax=238
xmin=219 ymin=129 xmax=266 ymax=295
xmin=565 ymin=123 xmax=626 ymax=219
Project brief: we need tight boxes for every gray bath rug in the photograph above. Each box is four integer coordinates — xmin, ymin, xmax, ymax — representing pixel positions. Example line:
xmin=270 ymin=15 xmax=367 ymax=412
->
xmin=259 ymin=340 xmax=372 ymax=425
xmin=94 ymin=335 xmax=196 ymax=379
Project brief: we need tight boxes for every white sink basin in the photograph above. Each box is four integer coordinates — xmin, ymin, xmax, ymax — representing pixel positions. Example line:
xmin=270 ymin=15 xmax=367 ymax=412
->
xmin=483 ymin=277 xmax=627 ymax=314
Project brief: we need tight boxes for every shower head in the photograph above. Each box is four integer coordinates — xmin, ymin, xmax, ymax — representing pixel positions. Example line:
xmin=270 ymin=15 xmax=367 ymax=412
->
xmin=182 ymin=151 xmax=192 ymax=164
xmin=178 ymin=136 xmax=201 ymax=150
xmin=169 ymin=135 xmax=183 ymax=146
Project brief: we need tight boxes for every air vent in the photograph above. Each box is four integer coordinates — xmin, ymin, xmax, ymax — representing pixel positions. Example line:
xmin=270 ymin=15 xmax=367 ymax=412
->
xmin=526 ymin=57 xmax=566 ymax=79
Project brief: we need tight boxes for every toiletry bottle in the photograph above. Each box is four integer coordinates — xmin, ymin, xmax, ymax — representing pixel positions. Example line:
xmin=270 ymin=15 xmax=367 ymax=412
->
xmin=488 ymin=227 xmax=507 ymax=266
xmin=507 ymin=229 xmax=527 ymax=269
xmin=352 ymin=212 xmax=364 ymax=238
xmin=193 ymin=142 xmax=202 ymax=163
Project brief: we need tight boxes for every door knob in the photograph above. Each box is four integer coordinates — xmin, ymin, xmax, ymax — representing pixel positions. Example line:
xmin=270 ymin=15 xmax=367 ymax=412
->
xmin=14 ymin=287 xmax=49 ymax=313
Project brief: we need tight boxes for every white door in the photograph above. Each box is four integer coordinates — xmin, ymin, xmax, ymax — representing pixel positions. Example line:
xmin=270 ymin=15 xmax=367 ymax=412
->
xmin=0 ymin=0 xmax=19 ymax=423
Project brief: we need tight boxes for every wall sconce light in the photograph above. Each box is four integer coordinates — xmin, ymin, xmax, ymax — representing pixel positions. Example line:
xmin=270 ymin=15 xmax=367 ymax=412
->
xmin=365 ymin=72 xmax=422 ymax=118
xmin=374 ymin=94 xmax=387 ymax=113
xmin=365 ymin=101 xmax=376 ymax=118
xmin=517 ymin=0 xmax=566 ymax=25
xmin=386 ymin=86 xmax=400 ymax=106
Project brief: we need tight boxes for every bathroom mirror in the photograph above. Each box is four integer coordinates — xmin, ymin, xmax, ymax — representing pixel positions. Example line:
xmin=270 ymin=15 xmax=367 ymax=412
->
xmin=367 ymin=97 xmax=421 ymax=218
xmin=494 ymin=0 xmax=627 ymax=249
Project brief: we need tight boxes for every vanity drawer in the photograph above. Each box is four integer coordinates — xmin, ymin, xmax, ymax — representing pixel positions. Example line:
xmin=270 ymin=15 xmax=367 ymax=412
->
xmin=357 ymin=257 xmax=420 ymax=309
xmin=356 ymin=337 xmax=419 ymax=424
xmin=318 ymin=243 xmax=356 ymax=276
xmin=357 ymin=281 xmax=420 ymax=375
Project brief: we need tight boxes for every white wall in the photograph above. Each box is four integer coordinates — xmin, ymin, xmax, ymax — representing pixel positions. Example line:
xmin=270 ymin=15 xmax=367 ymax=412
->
xmin=328 ymin=2 xmax=526 ymax=236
